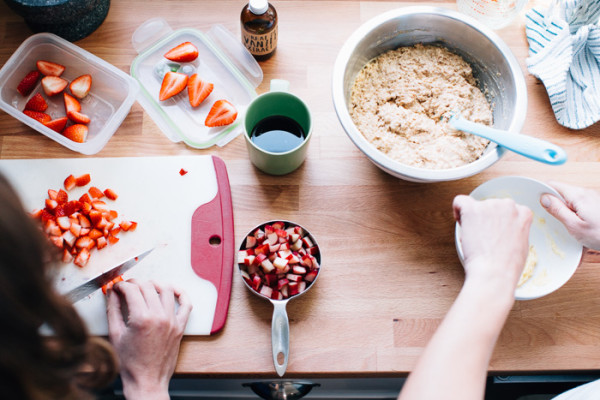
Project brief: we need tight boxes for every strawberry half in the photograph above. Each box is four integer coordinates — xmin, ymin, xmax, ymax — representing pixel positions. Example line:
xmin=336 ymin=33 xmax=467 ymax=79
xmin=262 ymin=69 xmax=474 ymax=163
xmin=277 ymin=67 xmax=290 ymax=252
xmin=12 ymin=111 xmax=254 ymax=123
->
xmin=75 ymin=173 xmax=91 ymax=186
xmin=41 ymin=76 xmax=68 ymax=96
xmin=64 ymin=92 xmax=81 ymax=113
xmin=159 ymin=71 xmax=188 ymax=101
xmin=24 ymin=92 xmax=48 ymax=112
xmin=69 ymin=74 xmax=92 ymax=99
xmin=43 ymin=117 xmax=68 ymax=133
xmin=36 ymin=60 xmax=65 ymax=77
xmin=62 ymin=124 xmax=88 ymax=143
xmin=67 ymin=110 xmax=91 ymax=124
xmin=205 ymin=100 xmax=238 ymax=127
xmin=17 ymin=70 xmax=41 ymax=96
xmin=64 ymin=174 xmax=76 ymax=191
xmin=188 ymin=74 xmax=213 ymax=107
xmin=24 ymin=110 xmax=52 ymax=124
xmin=164 ymin=42 xmax=198 ymax=62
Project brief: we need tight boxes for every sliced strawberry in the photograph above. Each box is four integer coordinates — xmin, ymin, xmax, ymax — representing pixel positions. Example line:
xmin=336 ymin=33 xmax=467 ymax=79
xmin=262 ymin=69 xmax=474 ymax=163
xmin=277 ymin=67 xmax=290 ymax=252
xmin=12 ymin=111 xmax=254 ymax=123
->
xmin=159 ymin=71 xmax=188 ymax=101
xmin=64 ymin=174 xmax=76 ymax=191
xmin=119 ymin=220 xmax=133 ymax=231
xmin=23 ymin=110 xmax=52 ymax=124
xmin=101 ymin=275 xmax=123 ymax=294
xmin=67 ymin=110 xmax=91 ymax=124
xmin=62 ymin=248 xmax=74 ymax=263
xmin=78 ymin=214 xmax=91 ymax=228
xmin=104 ymin=188 xmax=118 ymax=200
xmin=107 ymin=234 xmax=119 ymax=245
xmin=69 ymin=74 xmax=92 ymax=99
xmin=88 ymin=186 xmax=104 ymax=199
xmin=24 ymin=92 xmax=48 ymax=112
xmin=96 ymin=236 xmax=108 ymax=250
xmin=30 ymin=209 xmax=43 ymax=219
xmin=75 ymin=236 xmax=94 ymax=249
xmin=36 ymin=60 xmax=65 ymax=77
xmin=17 ymin=70 xmax=41 ymax=96
xmin=56 ymin=216 xmax=71 ymax=230
xmin=62 ymin=124 xmax=88 ymax=143
xmin=205 ymin=100 xmax=238 ymax=127
xmin=64 ymin=92 xmax=81 ymax=113
xmin=88 ymin=228 xmax=103 ymax=240
xmin=187 ymin=74 xmax=213 ymax=107
xmin=74 ymin=248 xmax=90 ymax=268
xmin=164 ymin=42 xmax=198 ymax=62
xmin=43 ymin=117 xmax=68 ymax=133
xmin=41 ymin=76 xmax=68 ymax=96
xmin=179 ymin=168 xmax=188 ymax=176
xmin=75 ymin=173 xmax=91 ymax=187
xmin=56 ymin=189 xmax=68 ymax=204
xmin=79 ymin=193 xmax=92 ymax=204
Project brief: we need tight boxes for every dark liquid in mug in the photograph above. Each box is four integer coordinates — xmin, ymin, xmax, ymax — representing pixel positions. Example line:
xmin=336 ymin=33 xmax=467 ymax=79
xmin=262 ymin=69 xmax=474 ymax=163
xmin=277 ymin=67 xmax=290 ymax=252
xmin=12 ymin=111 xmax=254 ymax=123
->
xmin=250 ymin=115 xmax=305 ymax=153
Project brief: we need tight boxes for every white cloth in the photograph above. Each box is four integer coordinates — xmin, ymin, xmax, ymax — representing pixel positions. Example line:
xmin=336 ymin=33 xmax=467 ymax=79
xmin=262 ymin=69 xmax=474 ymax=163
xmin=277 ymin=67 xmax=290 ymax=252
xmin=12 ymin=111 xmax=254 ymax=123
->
xmin=525 ymin=0 xmax=600 ymax=130
xmin=552 ymin=379 xmax=600 ymax=399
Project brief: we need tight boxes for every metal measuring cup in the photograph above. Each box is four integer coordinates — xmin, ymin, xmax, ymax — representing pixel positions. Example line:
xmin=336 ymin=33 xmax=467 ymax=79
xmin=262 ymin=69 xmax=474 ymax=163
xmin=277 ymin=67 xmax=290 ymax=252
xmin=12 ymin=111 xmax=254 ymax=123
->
xmin=238 ymin=220 xmax=322 ymax=377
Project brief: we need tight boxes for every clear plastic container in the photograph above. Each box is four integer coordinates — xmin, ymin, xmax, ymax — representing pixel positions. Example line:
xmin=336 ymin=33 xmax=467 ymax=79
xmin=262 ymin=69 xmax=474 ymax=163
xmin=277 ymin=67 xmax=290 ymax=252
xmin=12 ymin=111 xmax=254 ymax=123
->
xmin=457 ymin=0 xmax=528 ymax=30
xmin=130 ymin=18 xmax=263 ymax=148
xmin=0 ymin=33 xmax=140 ymax=155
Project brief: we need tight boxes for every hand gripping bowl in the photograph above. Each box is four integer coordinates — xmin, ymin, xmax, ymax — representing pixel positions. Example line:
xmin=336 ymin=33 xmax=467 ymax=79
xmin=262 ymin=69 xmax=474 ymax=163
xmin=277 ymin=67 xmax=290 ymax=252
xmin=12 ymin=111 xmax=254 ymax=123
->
xmin=238 ymin=221 xmax=322 ymax=377
xmin=455 ymin=176 xmax=584 ymax=300
xmin=332 ymin=7 xmax=527 ymax=182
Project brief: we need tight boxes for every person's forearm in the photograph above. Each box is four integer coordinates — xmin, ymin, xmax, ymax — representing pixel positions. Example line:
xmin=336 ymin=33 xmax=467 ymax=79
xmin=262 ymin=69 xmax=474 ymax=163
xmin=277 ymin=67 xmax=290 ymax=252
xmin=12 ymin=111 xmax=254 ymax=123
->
xmin=398 ymin=275 xmax=515 ymax=400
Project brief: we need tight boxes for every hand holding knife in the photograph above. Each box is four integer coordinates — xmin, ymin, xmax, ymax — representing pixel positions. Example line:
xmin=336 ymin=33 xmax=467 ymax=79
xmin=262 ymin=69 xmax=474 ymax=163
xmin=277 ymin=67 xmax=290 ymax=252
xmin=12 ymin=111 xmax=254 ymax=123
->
xmin=65 ymin=248 xmax=154 ymax=303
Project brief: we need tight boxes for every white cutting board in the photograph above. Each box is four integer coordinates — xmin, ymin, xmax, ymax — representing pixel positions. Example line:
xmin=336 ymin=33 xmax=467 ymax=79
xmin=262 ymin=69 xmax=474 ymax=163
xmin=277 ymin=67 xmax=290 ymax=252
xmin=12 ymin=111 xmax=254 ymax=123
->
xmin=0 ymin=155 xmax=233 ymax=335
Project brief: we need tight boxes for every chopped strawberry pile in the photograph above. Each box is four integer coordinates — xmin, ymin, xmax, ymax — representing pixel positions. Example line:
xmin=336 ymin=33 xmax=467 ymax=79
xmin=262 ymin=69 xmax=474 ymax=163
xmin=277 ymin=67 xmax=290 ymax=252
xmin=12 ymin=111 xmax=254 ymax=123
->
xmin=31 ymin=174 xmax=137 ymax=268
xmin=158 ymin=42 xmax=236 ymax=126
xmin=16 ymin=61 xmax=93 ymax=143
xmin=238 ymin=222 xmax=320 ymax=300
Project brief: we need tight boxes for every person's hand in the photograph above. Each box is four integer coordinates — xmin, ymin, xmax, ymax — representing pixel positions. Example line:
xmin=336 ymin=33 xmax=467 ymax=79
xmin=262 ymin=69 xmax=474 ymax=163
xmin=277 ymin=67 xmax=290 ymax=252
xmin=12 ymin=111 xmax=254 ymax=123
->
xmin=540 ymin=181 xmax=600 ymax=251
xmin=106 ymin=279 xmax=192 ymax=400
xmin=453 ymin=195 xmax=533 ymax=291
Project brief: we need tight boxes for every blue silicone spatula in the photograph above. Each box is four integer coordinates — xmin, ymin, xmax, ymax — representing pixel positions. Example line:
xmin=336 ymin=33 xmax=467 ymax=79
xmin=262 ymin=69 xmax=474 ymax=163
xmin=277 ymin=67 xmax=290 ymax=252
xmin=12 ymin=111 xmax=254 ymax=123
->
xmin=449 ymin=113 xmax=567 ymax=165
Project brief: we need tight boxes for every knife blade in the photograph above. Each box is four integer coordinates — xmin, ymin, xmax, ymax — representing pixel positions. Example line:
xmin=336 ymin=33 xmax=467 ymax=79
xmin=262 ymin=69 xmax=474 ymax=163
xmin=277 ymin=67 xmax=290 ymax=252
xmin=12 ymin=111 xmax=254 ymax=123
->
xmin=65 ymin=248 xmax=154 ymax=303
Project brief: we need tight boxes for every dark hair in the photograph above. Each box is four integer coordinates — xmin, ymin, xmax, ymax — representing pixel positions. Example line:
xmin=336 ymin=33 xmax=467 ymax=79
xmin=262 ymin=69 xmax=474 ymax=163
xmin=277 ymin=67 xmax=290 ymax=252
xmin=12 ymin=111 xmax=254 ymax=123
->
xmin=0 ymin=173 xmax=118 ymax=399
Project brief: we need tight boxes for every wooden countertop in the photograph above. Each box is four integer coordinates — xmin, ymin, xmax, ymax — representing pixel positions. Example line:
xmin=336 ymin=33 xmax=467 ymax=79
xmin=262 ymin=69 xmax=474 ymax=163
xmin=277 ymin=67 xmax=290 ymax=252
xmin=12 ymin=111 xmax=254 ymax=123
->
xmin=2 ymin=0 xmax=600 ymax=377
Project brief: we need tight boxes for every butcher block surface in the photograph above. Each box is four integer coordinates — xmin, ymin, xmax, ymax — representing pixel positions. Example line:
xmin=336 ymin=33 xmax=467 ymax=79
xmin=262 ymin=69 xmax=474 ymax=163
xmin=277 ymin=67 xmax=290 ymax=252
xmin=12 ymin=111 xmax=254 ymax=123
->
xmin=2 ymin=0 xmax=600 ymax=377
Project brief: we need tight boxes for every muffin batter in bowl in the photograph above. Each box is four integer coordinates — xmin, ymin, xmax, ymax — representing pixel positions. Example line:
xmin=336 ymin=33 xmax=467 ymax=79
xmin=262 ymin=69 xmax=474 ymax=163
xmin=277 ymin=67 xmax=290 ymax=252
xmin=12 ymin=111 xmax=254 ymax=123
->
xmin=349 ymin=44 xmax=493 ymax=169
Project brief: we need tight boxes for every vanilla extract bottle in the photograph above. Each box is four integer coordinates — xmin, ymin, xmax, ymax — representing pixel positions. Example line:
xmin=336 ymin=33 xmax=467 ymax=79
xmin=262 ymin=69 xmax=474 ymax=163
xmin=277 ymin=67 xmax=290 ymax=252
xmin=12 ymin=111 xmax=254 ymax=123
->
xmin=241 ymin=0 xmax=278 ymax=61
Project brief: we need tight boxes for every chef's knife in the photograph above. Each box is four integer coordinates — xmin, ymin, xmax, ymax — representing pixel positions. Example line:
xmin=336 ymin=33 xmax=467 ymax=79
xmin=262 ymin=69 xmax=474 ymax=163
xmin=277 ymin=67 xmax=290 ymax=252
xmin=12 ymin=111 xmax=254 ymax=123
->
xmin=65 ymin=248 xmax=154 ymax=303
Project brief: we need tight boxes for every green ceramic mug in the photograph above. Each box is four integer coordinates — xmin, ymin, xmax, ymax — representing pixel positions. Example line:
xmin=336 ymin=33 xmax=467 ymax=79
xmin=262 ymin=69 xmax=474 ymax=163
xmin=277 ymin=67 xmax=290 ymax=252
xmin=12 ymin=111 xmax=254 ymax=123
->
xmin=244 ymin=79 xmax=312 ymax=175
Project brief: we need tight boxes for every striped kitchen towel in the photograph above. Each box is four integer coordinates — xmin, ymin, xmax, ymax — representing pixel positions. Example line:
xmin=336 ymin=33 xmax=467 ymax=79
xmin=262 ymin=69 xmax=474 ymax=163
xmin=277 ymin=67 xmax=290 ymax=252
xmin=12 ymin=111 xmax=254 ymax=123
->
xmin=525 ymin=0 xmax=600 ymax=130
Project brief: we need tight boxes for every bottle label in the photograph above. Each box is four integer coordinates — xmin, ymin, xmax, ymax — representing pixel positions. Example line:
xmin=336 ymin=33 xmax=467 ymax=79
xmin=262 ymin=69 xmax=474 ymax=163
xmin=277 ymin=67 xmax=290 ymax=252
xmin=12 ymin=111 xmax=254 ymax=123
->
xmin=242 ymin=24 xmax=278 ymax=56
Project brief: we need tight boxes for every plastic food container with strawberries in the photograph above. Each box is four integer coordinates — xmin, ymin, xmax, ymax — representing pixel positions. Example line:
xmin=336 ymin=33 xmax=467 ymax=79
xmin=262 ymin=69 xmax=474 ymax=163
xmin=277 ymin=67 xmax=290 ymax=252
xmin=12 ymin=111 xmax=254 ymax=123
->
xmin=130 ymin=18 xmax=263 ymax=148
xmin=0 ymin=33 xmax=140 ymax=155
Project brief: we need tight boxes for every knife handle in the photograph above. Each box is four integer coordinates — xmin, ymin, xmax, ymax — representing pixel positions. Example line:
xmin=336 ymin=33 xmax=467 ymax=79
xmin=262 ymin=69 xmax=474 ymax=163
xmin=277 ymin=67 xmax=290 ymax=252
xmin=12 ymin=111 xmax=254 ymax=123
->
xmin=190 ymin=155 xmax=234 ymax=334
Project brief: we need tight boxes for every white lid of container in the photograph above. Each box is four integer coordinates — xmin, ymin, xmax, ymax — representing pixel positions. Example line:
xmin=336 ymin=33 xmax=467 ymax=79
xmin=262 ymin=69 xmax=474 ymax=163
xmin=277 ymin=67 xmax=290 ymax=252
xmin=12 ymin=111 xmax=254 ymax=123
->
xmin=249 ymin=0 xmax=269 ymax=15
xmin=130 ymin=18 xmax=263 ymax=148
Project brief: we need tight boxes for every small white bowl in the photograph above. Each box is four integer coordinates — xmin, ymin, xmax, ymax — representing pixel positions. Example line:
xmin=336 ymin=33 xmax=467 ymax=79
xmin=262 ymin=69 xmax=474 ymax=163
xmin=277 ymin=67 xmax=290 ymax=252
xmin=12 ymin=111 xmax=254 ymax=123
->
xmin=455 ymin=176 xmax=584 ymax=300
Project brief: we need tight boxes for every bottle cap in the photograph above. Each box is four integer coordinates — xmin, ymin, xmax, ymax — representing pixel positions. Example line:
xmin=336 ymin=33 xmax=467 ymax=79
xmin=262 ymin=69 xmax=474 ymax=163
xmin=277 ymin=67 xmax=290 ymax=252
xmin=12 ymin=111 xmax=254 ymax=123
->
xmin=249 ymin=0 xmax=269 ymax=15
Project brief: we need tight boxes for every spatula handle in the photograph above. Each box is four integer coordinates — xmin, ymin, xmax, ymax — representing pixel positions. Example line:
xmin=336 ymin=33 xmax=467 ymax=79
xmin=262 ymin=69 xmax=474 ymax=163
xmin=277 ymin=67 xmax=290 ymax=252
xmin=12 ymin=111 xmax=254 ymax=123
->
xmin=450 ymin=115 xmax=567 ymax=165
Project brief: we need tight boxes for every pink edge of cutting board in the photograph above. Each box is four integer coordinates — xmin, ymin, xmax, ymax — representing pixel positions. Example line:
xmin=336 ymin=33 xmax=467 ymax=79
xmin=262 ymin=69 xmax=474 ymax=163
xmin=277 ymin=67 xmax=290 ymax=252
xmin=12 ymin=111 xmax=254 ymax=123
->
xmin=190 ymin=156 xmax=234 ymax=335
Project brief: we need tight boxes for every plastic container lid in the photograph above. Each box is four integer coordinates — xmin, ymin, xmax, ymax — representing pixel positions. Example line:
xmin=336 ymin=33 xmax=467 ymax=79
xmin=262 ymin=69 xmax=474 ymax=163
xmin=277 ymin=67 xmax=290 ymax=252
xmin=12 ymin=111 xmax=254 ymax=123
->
xmin=0 ymin=33 xmax=140 ymax=155
xmin=249 ymin=0 xmax=269 ymax=15
xmin=131 ymin=18 xmax=263 ymax=148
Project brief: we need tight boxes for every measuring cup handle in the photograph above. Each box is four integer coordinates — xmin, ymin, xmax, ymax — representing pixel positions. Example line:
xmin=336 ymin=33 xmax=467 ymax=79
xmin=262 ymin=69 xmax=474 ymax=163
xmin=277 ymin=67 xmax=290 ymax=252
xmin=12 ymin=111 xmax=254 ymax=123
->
xmin=271 ymin=300 xmax=290 ymax=377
